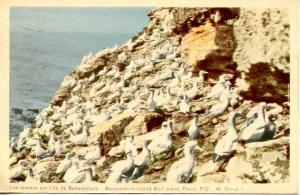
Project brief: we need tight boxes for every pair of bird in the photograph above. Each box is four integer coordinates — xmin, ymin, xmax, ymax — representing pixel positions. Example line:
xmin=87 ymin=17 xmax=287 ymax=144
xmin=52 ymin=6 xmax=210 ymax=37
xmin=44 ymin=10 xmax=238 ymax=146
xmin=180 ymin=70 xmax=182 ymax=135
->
xmin=213 ymin=103 xmax=277 ymax=162
xmin=9 ymin=160 xmax=41 ymax=182
xmin=106 ymin=120 xmax=173 ymax=183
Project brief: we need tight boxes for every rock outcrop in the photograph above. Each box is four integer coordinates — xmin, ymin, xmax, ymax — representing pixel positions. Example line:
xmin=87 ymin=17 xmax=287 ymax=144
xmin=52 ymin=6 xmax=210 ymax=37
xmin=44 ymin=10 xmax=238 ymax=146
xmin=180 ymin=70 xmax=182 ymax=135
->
xmin=9 ymin=7 xmax=290 ymax=184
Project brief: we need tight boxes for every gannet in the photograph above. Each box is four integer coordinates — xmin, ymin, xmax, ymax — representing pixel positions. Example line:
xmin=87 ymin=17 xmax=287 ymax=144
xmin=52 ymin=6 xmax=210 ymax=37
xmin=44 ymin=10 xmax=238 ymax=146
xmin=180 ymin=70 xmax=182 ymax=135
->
xmin=90 ymin=109 xmax=111 ymax=126
xmin=205 ymin=92 xmax=230 ymax=116
xmin=140 ymin=61 xmax=155 ymax=73
xmin=18 ymin=127 xmax=31 ymax=143
xmin=186 ymin=80 xmax=200 ymax=100
xmin=195 ymin=70 xmax=208 ymax=87
xmin=124 ymin=135 xmax=138 ymax=159
xmin=56 ymin=152 xmax=75 ymax=174
xmin=84 ymin=142 xmax=101 ymax=161
xmin=146 ymin=72 xmax=161 ymax=87
xmin=106 ymin=152 xmax=134 ymax=183
xmin=179 ymin=94 xmax=190 ymax=114
xmin=213 ymin=112 xmax=243 ymax=162
xmin=156 ymin=87 xmax=173 ymax=107
xmin=241 ymin=102 xmax=267 ymax=130
xmin=54 ymin=137 xmax=64 ymax=156
xmin=202 ymin=75 xmax=227 ymax=100
xmin=147 ymin=90 xmax=156 ymax=111
xmin=127 ymin=93 xmax=143 ymax=110
xmin=88 ymin=72 xmax=96 ymax=82
xmin=72 ymin=80 xmax=84 ymax=93
xmin=48 ymin=131 xmax=56 ymax=155
xmin=106 ymin=68 xmax=117 ymax=77
xmin=32 ymin=138 xmax=48 ymax=160
xmin=213 ymin=10 xmax=221 ymax=24
xmin=181 ymin=72 xmax=193 ymax=82
xmin=117 ymin=52 xmax=127 ymax=63
xmin=25 ymin=167 xmax=41 ymax=183
xmin=9 ymin=160 xmax=27 ymax=180
xmin=160 ymin=70 xmax=175 ymax=80
xmin=63 ymin=159 xmax=80 ymax=183
xmin=148 ymin=124 xmax=173 ymax=156
xmin=72 ymin=165 xmax=94 ymax=183
xmin=97 ymin=66 xmax=108 ymax=76
xmin=69 ymin=127 xmax=88 ymax=145
xmin=166 ymin=140 xmax=201 ymax=183
xmin=131 ymin=140 xmax=151 ymax=179
xmin=241 ymin=104 xmax=276 ymax=143
xmin=9 ymin=137 xmax=18 ymax=155
xmin=188 ymin=115 xmax=200 ymax=139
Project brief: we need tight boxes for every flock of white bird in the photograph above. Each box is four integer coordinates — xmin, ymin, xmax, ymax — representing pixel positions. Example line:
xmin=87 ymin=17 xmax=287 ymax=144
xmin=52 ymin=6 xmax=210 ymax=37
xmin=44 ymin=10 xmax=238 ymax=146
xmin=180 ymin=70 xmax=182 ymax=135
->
xmin=9 ymin=23 xmax=278 ymax=183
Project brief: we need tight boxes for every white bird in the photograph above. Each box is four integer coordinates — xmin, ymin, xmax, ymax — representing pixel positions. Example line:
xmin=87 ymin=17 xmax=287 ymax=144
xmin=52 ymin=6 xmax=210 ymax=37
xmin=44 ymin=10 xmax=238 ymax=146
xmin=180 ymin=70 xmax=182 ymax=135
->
xmin=84 ymin=142 xmax=101 ymax=161
xmin=146 ymin=72 xmax=161 ymax=87
xmin=56 ymin=152 xmax=75 ymax=174
xmin=25 ymin=167 xmax=41 ymax=183
xmin=241 ymin=102 xmax=267 ymax=130
xmin=68 ymin=161 xmax=95 ymax=183
xmin=127 ymin=94 xmax=143 ymax=110
xmin=124 ymin=135 xmax=138 ymax=159
xmin=205 ymin=92 xmax=230 ymax=116
xmin=188 ymin=115 xmax=200 ymax=139
xmin=140 ymin=61 xmax=155 ymax=73
xmin=213 ymin=10 xmax=221 ymax=24
xmin=106 ymin=152 xmax=134 ymax=183
xmin=131 ymin=140 xmax=151 ymax=179
xmin=70 ymin=121 xmax=83 ymax=135
xmin=9 ymin=160 xmax=27 ymax=180
xmin=241 ymin=104 xmax=276 ymax=143
xmin=179 ymin=94 xmax=190 ymax=114
xmin=90 ymin=109 xmax=111 ymax=126
xmin=166 ymin=140 xmax=201 ymax=183
xmin=185 ymin=80 xmax=200 ymax=100
xmin=148 ymin=121 xmax=173 ymax=156
xmin=147 ymin=90 xmax=156 ymax=111
xmin=156 ymin=87 xmax=173 ymax=107
xmin=72 ymin=80 xmax=84 ymax=93
xmin=18 ymin=127 xmax=31 ymax=142
xmin=32 ymin=138 xmax=48 ymax=160
xmin=48 ymin=132 xmax=56 ymax=155
xmin=213 ymin=112 xmax=243 ymax=162
xmin=63 ymin=159 xmax=80 ymax=183
xmin=97 ymin=67 xmax=108 ymax=76
xmin=106 ymin=68 xmax=117 ymax=77
xmin=69 ymin=127 xmax=88 ymax=145
xmin=203 ymin=75 xmax=227 ymax=100
xmin=88 ymin=72 xmax=96 ymax=82
xmin=54 ymin=137 xmax=64 ymax=156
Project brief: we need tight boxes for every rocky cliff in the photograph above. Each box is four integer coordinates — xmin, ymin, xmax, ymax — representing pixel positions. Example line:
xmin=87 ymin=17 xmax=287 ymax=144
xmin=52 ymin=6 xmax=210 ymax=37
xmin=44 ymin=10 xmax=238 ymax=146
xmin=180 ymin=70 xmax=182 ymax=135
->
xmin=9 ymin=8 xmax=290 ymax=184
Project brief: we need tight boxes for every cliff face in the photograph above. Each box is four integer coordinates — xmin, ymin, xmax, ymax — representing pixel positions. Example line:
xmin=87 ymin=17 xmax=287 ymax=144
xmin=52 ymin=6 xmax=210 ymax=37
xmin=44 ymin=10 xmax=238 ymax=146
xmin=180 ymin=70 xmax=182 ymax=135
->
xmin=10 ymin=8 xmax=290 ymax=184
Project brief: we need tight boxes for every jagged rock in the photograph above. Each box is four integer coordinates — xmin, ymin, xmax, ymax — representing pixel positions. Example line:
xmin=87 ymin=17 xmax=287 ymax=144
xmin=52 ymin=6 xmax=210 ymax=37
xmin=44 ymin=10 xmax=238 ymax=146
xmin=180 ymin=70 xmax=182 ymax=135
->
xmin=233 ymin=9 xmax=289 ymax=103
xmin=180 ymin=22 xmax=236 ymax=73
xmin=89 ymin=110 xmax=135 ymax=154
xmin=50 ymin=86 xmax=71 ymax=106
xmin=124 ymin=112 xmax=164 ymax=135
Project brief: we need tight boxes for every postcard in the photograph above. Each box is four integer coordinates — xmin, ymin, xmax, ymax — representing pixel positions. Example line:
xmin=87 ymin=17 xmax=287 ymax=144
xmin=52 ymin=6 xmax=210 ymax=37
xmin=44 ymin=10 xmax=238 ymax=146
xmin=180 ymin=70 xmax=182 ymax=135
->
xmin=0 ymin=0 xmax=298 ymax=194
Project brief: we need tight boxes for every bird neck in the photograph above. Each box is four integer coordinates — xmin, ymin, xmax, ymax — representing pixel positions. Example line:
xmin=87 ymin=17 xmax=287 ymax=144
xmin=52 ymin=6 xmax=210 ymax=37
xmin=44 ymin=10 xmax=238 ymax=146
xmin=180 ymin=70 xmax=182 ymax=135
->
xmin=229 ymin=115 xmax=238 ymax=133
xmin=184 ymin=147 xmax=194 ymax=160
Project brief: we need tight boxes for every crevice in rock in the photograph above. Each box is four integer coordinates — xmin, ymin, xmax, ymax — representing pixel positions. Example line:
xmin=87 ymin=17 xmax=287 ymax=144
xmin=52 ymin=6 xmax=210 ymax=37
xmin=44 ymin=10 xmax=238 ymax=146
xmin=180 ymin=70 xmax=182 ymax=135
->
xmin=239 ymin=62 xmax=289 ymax=104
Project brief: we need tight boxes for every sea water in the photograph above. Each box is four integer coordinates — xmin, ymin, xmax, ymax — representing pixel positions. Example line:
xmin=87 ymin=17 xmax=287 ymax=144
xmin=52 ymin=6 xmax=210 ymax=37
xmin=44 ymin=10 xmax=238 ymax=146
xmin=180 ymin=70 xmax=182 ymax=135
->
xmin=9 ymin=8 xmax=150 ymax=137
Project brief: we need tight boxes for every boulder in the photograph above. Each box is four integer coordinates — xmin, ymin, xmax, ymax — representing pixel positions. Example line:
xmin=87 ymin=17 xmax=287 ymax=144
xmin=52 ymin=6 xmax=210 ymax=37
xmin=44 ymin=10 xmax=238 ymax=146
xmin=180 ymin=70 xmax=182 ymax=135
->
xmin=180 ymin=22 xmax=236 ymax=73
xmin=89 ymin=110 xmax=135 ymax=154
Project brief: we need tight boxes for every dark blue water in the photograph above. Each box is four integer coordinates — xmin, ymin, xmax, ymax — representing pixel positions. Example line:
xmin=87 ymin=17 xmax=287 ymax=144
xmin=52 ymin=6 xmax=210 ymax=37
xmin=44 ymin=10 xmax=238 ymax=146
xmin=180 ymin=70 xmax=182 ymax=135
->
xmin=9 ymin=8 xmax=151 ymax=137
